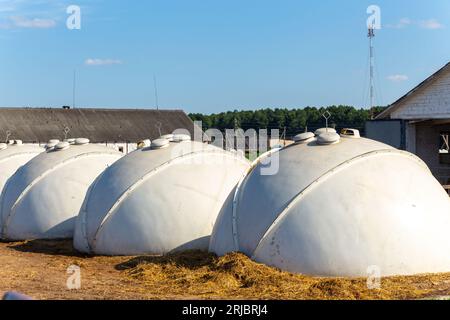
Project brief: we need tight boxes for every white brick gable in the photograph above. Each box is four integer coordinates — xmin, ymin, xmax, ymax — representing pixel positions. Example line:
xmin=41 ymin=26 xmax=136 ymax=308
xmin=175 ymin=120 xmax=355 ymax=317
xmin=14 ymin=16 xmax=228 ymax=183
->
xmin=390 ymin=67 xmax=450 ymax=120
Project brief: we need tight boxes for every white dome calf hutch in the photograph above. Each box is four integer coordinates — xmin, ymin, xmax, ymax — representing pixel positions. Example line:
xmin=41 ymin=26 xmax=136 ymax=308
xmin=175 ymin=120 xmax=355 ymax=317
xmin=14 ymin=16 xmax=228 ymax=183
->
xmin=0 ymin=141 xmax=43 ymax=196
xmin=209 ymin=130 xmax=450 ymax=277
xmin=0 ymin=139 xmax=123 ymax=240
xmin=74 ymin=137 xmax=250 ymax=255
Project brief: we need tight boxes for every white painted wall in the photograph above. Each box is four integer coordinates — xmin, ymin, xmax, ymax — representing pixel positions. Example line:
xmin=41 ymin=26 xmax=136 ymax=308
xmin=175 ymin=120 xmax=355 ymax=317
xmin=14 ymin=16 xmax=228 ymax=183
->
xmin=101 ymin=143 xmax=138 ymax=154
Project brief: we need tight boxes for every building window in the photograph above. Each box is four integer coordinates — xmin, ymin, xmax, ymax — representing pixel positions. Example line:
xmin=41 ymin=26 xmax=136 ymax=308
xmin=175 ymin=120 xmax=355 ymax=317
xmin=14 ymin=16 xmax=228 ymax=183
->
xmin=439 ymin=133 xmax=450 ymax=164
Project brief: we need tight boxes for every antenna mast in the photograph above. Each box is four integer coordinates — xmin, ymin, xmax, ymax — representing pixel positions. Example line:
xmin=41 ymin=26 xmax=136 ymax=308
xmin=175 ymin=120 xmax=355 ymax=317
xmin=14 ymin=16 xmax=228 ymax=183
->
xmin=153 ymin=75 xmax=159 ymax=110
xmin=368 ymin=26 xmax=375 ymax=112
xmin=73 ymin=70 xmax=76 ymax=109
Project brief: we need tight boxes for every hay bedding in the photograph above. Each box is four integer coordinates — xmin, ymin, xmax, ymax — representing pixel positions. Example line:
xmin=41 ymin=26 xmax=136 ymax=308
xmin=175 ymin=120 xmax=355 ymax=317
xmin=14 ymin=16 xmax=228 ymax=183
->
xmin=118 ymin=250 xmax=450 ymax=300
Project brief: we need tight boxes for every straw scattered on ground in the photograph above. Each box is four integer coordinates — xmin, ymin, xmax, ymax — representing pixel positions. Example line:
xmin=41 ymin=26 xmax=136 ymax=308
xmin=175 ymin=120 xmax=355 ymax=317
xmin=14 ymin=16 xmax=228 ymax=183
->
xmin=1 ymin=240 xmax=450 ymax=300
xmin=118 ymin=250 xmax=450 ymax=300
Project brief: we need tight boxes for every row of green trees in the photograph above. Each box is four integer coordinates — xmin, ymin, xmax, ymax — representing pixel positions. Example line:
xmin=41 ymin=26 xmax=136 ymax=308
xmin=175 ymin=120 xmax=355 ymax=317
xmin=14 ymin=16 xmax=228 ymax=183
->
xmin=189 ymin=106 xmax=386 ymax=137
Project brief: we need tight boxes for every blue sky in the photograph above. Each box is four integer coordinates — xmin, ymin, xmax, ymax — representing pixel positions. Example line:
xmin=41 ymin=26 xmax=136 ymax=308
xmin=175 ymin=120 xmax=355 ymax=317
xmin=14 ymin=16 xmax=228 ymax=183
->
xmin=0 ymin=0 xmax=449 ymax=113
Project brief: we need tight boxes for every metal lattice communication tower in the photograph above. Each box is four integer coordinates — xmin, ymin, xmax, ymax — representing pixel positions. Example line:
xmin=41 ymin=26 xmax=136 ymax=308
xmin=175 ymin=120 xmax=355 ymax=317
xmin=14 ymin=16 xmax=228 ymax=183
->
xmin=73 ymin=70 xmax=77 ymax=109
xmin=154 ymin=75 xmax=159 ymax=110
xmin=368 ymin=26 xmax=375 ymax=111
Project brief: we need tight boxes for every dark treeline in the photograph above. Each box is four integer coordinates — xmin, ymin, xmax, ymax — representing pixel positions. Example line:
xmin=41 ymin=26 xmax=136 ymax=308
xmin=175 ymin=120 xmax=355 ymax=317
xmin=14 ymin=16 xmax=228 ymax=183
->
xmin=189 ymin=106 xmax=386 ymax=138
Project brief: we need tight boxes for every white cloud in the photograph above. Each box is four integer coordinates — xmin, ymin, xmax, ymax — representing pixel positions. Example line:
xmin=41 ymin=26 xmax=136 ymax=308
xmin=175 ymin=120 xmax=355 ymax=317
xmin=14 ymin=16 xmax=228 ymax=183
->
xmin=0 ymin=0 xmax=70 ymax=29
xmin=0 ymin=0 xmax=20 ymax=14
xmin=387 ymin=75 xmax=409 ymax=82
xmin=386 ymin=17 xmax=411 ymax=29
xmin=85 ymin=59 xmax=123 ymax=66
xmin=10 ymin=15 xmax=56 ymax=28
xmin=386 ymin=18 xmax=444 ymax=30
xmin=419 ymin=19 xmax=444 ymax=30
xmin=0 ymin=6 xmax=14 ymax=13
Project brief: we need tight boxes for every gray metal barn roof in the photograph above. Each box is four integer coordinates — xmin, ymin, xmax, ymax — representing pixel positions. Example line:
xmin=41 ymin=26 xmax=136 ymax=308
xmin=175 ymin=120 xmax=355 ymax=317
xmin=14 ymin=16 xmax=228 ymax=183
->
xmin=0 ymin=108 xmax=195 ymax=143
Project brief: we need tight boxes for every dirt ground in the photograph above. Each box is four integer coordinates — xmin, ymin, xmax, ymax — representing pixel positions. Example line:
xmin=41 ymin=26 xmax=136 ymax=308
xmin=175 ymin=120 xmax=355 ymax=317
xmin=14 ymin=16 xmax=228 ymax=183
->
xmin=0 ymin=240 xmax=449 ymax=300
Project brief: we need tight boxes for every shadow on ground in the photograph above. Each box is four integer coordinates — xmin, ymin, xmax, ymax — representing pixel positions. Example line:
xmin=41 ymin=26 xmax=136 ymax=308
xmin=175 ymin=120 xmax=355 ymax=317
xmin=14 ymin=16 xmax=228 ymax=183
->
xmin=116 ymin=250 xmax=216 ymax=271
xmin=6 ymin=239 xmax=89 ymax=257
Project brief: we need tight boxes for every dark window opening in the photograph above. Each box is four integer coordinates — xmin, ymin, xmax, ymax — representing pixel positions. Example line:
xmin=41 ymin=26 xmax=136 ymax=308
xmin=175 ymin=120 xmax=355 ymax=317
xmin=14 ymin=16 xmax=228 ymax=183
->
xmin=439 ymin=132 xmax=450 ymax=164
